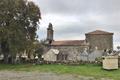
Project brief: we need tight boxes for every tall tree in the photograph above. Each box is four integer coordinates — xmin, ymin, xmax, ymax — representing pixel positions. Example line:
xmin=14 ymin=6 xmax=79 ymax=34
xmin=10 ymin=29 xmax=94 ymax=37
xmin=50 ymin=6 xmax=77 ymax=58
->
xmin=0 ymin=0 xmax=41 ymax=64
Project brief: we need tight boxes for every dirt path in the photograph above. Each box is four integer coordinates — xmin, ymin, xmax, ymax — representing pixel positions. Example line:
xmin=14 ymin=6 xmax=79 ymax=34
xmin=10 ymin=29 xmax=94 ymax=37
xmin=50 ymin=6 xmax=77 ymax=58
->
xmin=0 ymin=71 xmax=113 ymax=80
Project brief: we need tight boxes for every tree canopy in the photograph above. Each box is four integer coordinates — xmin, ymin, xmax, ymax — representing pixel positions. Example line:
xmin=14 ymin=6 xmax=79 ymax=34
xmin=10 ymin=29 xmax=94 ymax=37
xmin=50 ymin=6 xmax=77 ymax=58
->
xmin=0 ymin=0 xmax=41 ymax=63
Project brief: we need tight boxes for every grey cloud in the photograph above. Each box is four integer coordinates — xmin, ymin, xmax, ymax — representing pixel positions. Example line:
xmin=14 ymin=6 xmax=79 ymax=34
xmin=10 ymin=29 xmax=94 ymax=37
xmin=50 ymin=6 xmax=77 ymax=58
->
xmin=34 ymin=0 xmax=120 ymax=15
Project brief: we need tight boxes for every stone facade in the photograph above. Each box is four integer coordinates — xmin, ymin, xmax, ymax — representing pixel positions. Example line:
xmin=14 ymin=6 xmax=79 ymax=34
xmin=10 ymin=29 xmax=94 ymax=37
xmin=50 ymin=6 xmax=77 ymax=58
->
xmin=85 ymin=30 xmax=113 ymax=51
xmin=51 ymin=45 xmax=88 ymax=61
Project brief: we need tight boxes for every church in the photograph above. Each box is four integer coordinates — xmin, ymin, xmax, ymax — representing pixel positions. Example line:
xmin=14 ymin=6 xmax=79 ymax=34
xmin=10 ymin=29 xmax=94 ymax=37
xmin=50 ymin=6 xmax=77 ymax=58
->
xmin=43 ymin=23 xmax=114 ymax=62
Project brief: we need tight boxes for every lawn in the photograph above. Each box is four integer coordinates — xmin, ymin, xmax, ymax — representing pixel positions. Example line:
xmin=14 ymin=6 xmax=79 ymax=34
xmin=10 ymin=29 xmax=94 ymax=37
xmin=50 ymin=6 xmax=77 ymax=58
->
xmin=0 ymin=64 xmax=120 ymax=80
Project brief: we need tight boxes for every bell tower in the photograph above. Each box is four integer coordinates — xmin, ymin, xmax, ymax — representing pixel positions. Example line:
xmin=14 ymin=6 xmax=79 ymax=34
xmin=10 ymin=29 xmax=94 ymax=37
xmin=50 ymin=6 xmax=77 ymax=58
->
xmin=46 ymin=23 xmax=54 ymax=44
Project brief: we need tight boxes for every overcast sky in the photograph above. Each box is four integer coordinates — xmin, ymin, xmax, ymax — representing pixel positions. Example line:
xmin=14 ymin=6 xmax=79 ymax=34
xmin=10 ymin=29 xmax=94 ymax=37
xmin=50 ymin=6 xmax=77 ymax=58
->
xmin=31 ymin=0 xmax=120 ymax=49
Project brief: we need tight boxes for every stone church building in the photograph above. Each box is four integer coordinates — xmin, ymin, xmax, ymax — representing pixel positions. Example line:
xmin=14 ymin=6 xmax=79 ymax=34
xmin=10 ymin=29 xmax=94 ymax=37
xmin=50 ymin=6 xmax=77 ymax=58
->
xmin=43 ymin=23 xmax=114 ymax=62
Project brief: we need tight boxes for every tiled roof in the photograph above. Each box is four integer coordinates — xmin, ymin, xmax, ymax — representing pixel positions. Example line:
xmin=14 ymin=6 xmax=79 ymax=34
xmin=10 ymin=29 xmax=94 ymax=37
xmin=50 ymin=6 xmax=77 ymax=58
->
xmin=51 ymin=40 xmax=87 ymax=46
xmin=85 ymin=30 xmax=113 ymax=35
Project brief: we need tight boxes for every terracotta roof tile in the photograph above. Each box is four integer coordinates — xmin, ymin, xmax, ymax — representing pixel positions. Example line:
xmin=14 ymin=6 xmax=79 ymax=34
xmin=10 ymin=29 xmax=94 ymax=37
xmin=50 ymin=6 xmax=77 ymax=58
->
xmin=51 ymin=40 xmax=87 ymax=46
xmin=85 ymin=30 xmax=113 ymax=35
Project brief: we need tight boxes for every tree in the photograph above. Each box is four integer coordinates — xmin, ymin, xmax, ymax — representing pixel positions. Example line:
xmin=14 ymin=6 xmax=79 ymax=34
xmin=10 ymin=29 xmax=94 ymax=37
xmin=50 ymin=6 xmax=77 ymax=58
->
xmin=34 ymin=40 xmax=44 ymax=61
xmin=0 ymin=0 xmax=41 ymax=64
xmin=25 ymin=40 xmax=45 ymax=63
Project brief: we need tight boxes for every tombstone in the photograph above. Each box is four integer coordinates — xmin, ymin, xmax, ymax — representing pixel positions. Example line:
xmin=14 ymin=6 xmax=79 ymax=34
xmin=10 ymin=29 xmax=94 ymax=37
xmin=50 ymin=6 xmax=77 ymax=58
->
xmin=88 ymin=46 xmax=103 ymax=62
xmin=102 ymin=56 xmax=118 ymax=70
xmin=42 ymin=49 xmax=59 ymax=62
xmin=80 ymin=48 xmax=89 ymax=61
xmin=103 ymin=49 xmax=107 ymax=56
xmin=107 ymin=49 xmax=114 ymax=56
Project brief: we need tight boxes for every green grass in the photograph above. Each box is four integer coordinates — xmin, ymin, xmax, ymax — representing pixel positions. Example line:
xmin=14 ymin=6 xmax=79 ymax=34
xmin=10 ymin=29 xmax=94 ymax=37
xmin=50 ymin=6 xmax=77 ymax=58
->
xmin=0 ymin=64 xmax=120 ymax=80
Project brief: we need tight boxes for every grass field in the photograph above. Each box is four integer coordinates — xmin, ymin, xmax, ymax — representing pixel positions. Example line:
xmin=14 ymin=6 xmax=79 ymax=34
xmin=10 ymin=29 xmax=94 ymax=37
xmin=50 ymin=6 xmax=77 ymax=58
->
xmin=0 ymin=64 xmax=120 ymax=80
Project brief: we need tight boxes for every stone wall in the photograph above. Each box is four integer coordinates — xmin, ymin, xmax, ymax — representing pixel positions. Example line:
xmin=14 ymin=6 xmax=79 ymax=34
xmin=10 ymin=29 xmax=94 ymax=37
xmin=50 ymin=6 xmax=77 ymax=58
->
xmin=49 ymin=41 xmax=105 ymax=62
xmin=50 ymin=45 xmax=104 ymax=62
xmin=88 ymin=50 xmax=103 ymax=61
xmin=86 ymin=34 xmax=113 ymax=51
xmin=51 ymin=45 xmax=88 ymax=61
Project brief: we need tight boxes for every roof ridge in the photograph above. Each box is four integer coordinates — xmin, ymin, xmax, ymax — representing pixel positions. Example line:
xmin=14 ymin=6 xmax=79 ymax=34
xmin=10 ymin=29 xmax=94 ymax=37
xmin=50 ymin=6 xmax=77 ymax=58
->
xmin=85 ymin=30 xmax=113 ymax=35
xmin=51 ymin=40 xmax=86 ymax=46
